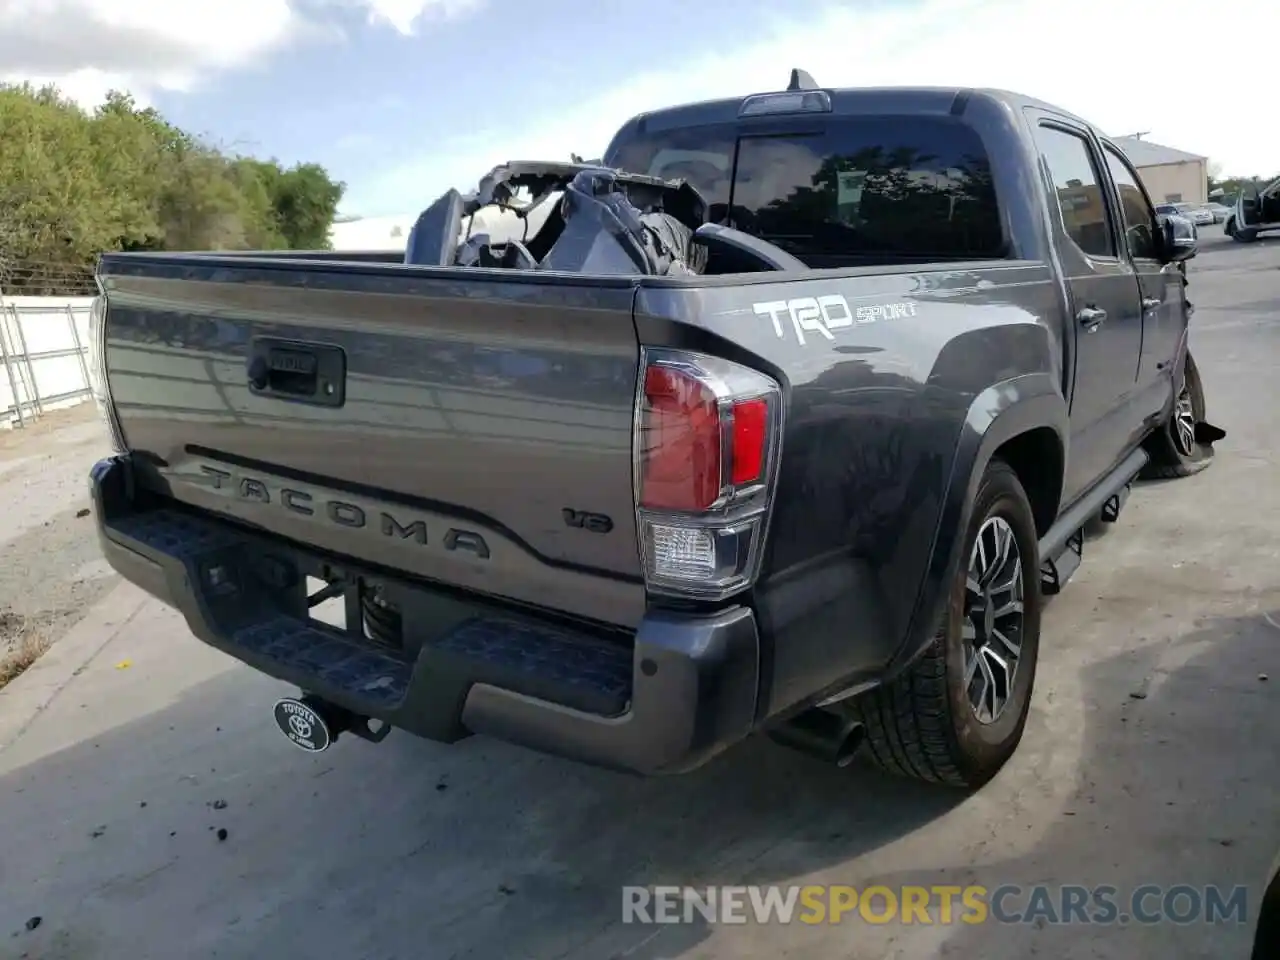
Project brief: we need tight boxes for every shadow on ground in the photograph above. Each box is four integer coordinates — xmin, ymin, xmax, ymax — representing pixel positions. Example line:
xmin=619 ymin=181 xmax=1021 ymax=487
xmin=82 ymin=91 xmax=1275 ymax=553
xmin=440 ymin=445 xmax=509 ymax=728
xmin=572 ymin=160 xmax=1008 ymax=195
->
xmin=2 ymin=600 xmax=1277 ymax=959
xmin=866 ymin=609 xmax=1280 ymax=958
xmin=0 ymin=663 xmax=965 ymax=959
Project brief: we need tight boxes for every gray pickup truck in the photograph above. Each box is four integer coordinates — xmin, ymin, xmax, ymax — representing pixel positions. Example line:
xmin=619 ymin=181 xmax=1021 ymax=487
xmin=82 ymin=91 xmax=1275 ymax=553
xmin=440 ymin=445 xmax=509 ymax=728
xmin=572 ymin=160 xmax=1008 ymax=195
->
xmin=88 ymin=72 xmax=1223 ymax=789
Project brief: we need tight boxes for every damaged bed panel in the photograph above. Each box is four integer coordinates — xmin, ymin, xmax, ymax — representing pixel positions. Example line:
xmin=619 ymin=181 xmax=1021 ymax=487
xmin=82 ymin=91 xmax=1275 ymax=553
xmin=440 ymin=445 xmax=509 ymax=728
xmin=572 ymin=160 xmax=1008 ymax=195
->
xmin=403 ymin=163 xmax=723 ymax=278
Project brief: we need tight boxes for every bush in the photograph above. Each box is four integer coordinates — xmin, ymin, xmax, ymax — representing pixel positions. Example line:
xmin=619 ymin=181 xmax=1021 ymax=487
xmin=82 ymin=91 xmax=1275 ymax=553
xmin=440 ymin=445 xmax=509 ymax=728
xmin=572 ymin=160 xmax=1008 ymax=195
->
xmin=0 ymin=84 xmax=345 ymax=293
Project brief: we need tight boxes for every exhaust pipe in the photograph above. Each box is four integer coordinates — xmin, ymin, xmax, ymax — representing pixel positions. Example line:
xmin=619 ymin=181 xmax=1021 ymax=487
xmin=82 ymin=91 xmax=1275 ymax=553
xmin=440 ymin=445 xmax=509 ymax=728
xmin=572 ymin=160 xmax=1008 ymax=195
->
xmin=769 ymin=709 xmax=866 ymax=768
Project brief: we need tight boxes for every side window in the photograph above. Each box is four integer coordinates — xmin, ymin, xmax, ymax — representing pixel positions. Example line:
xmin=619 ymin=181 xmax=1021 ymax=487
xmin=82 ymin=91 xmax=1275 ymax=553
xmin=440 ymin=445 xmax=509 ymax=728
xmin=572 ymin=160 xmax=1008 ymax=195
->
xmin=1031 ymin=125 xmax=1116 ymax=259
xmin=1103 ymin=146 xmax=1159 ymax=260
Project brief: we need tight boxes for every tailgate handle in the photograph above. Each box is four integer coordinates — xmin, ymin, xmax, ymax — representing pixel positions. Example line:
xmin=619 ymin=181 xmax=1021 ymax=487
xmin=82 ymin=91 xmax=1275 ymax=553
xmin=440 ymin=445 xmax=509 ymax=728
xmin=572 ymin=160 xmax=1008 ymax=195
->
xmin=248 ymin=338 xmax=346 ymax=408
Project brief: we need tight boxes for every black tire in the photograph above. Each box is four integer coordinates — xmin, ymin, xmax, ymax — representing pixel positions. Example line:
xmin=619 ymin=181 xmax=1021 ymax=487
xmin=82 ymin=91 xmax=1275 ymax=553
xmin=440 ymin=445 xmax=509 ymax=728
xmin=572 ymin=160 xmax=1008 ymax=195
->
xmin=1224 ymin=217 xmax=1235 ymax=237
xmin=1234 ymin=227 xmax=1258 ymax=243
xmin=1140 ymin=351 xmax=1214 ymax=480
xmin=849 ymin=460 xmax=1042 ymax=788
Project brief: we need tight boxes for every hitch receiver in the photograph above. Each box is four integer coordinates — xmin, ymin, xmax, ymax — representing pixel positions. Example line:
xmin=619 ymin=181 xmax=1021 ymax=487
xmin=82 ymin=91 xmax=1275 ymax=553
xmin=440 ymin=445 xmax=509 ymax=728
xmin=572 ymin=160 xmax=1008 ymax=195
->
xmin=272 ymin=694 xmax=392 ymax=753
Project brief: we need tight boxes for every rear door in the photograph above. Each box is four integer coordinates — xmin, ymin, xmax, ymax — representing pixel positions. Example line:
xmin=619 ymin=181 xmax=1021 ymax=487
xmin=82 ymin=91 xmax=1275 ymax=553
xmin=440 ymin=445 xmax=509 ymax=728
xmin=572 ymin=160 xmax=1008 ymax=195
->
xmin=1235 ymin=178 xmax=1280 ymax=229
xmin=1029 ymin=119 xmax=1144 ymax=502
xmin=1101 ymin=141 xmax=1186 ymax=412
xmin=1262 ymin=177 xmax=1280 ymax=227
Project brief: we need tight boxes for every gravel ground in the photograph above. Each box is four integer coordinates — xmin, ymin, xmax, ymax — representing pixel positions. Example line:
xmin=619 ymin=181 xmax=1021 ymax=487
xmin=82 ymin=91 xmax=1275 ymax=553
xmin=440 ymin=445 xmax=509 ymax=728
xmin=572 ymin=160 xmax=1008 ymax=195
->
xmin=0 ymin=403 xmax=117 ymax=670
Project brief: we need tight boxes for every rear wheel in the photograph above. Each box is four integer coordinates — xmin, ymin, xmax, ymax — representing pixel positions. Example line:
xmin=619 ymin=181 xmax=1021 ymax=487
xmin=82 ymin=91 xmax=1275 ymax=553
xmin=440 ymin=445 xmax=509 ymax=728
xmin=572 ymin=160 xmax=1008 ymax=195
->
xmin=1141 ymin=351 xmax=1214 ymax=480
xmin=849 ymin=460 xmax=1041 ymax=788
xmin=1235 ymin=227 xmax=1258 ymax=243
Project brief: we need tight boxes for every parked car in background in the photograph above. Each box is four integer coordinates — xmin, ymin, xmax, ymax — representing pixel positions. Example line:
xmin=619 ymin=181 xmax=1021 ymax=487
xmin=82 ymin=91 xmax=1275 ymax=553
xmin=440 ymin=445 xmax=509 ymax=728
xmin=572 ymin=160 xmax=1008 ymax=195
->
xmin=1155 ymin=202 xmax=1214 ymax=227
xmin=1202 ymin=202 xmax=1232 ymax=223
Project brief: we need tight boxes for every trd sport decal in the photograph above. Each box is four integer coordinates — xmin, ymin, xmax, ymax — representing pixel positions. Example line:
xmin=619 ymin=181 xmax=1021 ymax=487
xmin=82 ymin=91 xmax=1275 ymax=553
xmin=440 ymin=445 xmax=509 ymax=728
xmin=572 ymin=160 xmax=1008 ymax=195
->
xmin=753 ymin=295 xmax=918 ymax=345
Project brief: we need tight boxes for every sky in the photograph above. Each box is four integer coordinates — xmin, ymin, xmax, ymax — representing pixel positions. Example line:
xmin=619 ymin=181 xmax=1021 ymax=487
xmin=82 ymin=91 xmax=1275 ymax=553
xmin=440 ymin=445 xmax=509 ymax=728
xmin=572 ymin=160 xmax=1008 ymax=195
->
xmin=1 ymin=0 xmax=1272 ymax=218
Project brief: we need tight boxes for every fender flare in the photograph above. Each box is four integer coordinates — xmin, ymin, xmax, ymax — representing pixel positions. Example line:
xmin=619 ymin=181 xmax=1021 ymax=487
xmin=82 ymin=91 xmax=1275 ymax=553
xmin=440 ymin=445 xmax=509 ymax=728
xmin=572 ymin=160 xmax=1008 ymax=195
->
xmin=885 ymin=373 xmax=1068 ymax=677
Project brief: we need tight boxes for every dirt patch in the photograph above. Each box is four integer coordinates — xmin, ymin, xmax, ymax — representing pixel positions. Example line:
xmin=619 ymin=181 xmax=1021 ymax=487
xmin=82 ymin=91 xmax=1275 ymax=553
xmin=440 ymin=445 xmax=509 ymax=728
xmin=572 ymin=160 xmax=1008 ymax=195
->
xmin=0 ymin=610 xmax=53 ymax=690
xmin=0 ymin=402 xmax=100 ymax=461
xmin=0 ymin=408 xmax=120 ymax=684
xmin=0 ymin=502 xmax=118 ymax=641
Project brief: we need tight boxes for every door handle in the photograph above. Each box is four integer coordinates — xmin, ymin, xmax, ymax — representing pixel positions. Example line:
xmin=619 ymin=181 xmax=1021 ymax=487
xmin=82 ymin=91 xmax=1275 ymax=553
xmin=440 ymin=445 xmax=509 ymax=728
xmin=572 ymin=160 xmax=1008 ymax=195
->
xmin=1142 ymin=298 xmax=1162 ymax=311
xmin=1076 ymin=306 xmax=1107 ymax=329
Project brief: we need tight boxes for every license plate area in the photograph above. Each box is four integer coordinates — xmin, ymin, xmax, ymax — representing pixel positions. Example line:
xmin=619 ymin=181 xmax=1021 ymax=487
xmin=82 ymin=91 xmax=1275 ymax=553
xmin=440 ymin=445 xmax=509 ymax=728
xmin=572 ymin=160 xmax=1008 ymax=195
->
xmin=304 ymin=567 xmax=405 ymax=656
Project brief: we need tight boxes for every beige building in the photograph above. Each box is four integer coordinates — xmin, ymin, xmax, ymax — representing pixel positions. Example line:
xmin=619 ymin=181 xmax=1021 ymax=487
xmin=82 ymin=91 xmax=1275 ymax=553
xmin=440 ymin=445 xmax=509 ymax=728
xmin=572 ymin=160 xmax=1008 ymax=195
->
xmin=1111 ymin=136 xmax=1208 ymax=205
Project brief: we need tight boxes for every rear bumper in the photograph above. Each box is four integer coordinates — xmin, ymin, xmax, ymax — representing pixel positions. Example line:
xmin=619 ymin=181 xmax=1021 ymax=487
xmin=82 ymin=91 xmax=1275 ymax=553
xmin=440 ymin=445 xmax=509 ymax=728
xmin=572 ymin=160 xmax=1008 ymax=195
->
xmin=90 ymin=455 xmax=759 ymax=775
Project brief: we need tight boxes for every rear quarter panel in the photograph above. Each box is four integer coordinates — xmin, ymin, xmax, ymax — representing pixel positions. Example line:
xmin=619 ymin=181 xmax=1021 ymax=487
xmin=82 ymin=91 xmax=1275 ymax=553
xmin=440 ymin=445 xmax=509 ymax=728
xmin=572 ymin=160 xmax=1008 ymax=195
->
xmin=636 ymin=261 xmax=1067 ymax=718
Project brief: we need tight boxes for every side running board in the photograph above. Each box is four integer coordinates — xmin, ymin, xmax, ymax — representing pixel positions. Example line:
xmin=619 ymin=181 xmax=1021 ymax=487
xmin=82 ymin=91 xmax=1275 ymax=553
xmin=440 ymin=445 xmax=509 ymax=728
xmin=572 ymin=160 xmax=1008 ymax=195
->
xmin=1038 ymin=447 xmax=1148 ymax=596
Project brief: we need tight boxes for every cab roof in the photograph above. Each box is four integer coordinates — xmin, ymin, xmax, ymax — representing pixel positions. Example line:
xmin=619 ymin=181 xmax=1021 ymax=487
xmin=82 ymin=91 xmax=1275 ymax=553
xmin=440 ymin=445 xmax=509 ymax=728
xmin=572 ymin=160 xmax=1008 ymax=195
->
xmin=616 ymin=70 xmax=1097 ymax=137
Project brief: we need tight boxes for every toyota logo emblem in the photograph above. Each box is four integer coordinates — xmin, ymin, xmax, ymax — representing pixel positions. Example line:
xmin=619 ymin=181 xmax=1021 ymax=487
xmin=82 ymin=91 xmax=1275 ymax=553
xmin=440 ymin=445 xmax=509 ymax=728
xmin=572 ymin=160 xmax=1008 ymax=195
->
xmin=288 ymin=714 xmax=313 ymax=740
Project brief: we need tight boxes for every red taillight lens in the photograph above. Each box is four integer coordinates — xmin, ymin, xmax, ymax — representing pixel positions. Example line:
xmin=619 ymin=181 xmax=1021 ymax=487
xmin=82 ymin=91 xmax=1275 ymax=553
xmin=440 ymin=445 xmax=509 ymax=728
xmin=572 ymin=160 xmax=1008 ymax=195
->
xmin=730 ymin=398 xmax=767 ymax=486
xmin=639 ymin=365 xmax=722 ymax=511
xmin=633 ymin=348 xmax=782 ymax=601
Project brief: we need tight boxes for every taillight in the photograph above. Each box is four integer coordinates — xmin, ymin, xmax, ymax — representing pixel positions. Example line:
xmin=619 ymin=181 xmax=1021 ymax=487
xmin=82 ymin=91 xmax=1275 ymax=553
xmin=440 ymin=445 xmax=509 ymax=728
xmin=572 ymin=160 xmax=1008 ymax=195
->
xmin=634 ymin=348 xmax=783 ymax=600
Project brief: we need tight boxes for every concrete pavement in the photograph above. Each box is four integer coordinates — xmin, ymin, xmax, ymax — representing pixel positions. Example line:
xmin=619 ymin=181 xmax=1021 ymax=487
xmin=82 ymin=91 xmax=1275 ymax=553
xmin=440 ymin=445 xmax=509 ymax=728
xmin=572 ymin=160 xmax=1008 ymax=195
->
xmin=1 ymin=233 xmax=1278 ymax=959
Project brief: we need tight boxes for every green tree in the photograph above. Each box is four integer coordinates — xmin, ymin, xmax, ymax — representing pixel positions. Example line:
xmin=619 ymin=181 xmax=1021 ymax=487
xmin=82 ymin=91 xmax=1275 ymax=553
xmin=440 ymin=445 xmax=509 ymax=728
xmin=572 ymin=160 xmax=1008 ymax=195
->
xmin=0 ymin=82 xmax=347 ymax=293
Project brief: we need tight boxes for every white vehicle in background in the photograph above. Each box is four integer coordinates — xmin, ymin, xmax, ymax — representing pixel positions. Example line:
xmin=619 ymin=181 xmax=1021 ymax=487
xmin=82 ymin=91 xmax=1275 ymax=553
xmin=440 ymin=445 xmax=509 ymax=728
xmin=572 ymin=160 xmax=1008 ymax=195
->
xmin=1201 ymin=201 xmax=1232 ymax=223
xmin=1155 ymin=202 xmax=1213 ymax=227
xmin=1232 ymin=176 xmax=1280 ymax=243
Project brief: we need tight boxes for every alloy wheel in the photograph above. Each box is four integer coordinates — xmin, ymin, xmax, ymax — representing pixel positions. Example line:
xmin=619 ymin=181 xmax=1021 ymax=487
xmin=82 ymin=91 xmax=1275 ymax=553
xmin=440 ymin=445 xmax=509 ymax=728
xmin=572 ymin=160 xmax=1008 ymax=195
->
xmin=1173 ymin=383 xmax=1197 ymax=457
xmin=962 ymin=516 xmax=1024 ymax=724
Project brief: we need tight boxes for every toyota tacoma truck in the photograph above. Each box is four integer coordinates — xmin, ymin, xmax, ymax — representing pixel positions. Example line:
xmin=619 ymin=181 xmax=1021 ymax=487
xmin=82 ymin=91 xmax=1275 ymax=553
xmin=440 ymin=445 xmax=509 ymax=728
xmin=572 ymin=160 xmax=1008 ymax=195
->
xmin=87 ymin=72 xmax=1224 ymax=788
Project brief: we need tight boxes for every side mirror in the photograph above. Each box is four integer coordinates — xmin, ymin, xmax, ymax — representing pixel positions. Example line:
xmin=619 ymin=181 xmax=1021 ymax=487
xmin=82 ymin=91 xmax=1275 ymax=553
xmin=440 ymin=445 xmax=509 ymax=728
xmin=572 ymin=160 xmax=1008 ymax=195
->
xmin=1158 ymin=213 xmax=1197 ymax=263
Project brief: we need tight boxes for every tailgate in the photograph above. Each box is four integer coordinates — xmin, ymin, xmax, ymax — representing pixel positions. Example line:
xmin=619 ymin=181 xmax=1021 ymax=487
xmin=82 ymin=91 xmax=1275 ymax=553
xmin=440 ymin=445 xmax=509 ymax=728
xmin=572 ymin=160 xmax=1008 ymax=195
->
xmin=97 ymin=255 xmax=646 ymax=628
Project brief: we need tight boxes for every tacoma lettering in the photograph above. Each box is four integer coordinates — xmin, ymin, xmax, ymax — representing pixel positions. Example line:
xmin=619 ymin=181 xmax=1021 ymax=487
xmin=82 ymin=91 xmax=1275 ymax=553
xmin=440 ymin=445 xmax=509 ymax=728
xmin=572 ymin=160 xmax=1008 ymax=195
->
xmin=382 ymin=514 xmax=427 ymax=544
xmin=195 ymin=464 xmax=487 ymax=557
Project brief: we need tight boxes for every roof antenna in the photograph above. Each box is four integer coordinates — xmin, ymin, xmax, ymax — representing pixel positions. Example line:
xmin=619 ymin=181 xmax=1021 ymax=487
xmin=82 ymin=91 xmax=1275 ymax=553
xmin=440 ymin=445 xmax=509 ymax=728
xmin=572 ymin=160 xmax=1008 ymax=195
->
xmin=787 ymin=68 xmax=819 ymax=91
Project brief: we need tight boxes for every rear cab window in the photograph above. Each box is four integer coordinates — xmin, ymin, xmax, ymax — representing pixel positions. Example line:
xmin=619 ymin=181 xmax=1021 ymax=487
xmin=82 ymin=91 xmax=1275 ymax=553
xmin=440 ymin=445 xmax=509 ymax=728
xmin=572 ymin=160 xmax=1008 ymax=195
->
xmin=604 ymin=115 xmax=1007 ymax=267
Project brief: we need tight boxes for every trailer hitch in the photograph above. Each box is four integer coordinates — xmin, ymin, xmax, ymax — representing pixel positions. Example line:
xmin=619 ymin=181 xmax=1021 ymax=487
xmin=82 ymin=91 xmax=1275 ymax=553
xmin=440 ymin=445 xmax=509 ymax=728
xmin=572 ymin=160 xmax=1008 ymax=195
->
xmin=272 ymin=693 xmax=392 ymax=753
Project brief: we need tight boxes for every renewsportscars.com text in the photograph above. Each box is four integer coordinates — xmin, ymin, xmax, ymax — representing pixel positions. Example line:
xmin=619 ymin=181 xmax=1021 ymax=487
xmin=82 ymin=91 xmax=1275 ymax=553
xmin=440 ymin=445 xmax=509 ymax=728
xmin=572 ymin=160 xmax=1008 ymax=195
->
xmin=622 ymin=884 xmax=1250 ymax=926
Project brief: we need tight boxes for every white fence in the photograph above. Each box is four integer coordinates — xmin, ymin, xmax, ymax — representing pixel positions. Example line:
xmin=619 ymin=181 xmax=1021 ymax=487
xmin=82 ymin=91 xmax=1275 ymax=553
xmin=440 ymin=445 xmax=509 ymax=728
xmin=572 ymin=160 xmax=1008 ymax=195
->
xmin=0 ymin=295 xmax=95 ymax=428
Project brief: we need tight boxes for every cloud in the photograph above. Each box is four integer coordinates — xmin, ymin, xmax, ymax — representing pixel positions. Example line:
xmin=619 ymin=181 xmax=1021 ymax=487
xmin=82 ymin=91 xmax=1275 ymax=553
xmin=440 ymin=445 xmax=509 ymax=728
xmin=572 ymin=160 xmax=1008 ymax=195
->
xmin=357 ymin=0 xmax=1272 ymax=214
xmin=343 ymin=0 xmax=487 ymax=33
xmin=0 ymin=0 xmax=482 ymax=108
